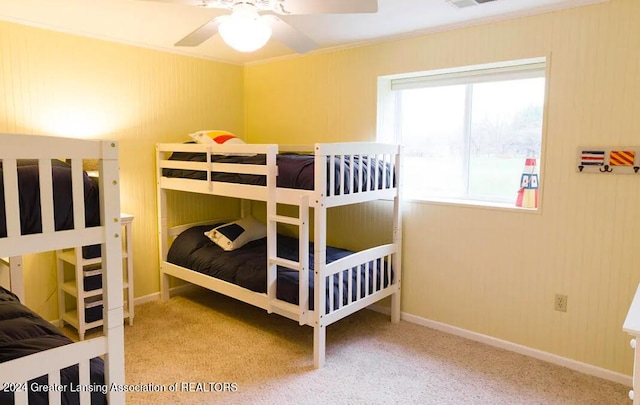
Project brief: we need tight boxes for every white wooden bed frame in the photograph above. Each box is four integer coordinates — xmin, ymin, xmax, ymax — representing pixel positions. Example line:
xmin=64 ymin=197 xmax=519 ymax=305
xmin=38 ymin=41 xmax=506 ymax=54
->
xmin=0 ymin=133 xmax=125 ymax=404
xmin=157 ymin=141 xmax=402 ymax=368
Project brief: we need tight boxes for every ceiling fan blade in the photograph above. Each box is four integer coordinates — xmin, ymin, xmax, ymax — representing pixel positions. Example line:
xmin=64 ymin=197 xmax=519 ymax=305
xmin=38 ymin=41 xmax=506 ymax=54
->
xmin=175 ymin=17 xmax=224 ymax=46
xmin=138 ymin=0 xmax=229 ymax=8
xmin=262 ymin=15 xmax=318 ymax=54
xmin=276 ymin=0 xmax=378 ymax=15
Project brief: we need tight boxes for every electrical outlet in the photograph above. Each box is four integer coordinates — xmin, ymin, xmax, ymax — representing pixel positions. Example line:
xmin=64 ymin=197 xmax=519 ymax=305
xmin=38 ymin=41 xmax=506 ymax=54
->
xmin=555 ymin=294 xmax=568 ymax=312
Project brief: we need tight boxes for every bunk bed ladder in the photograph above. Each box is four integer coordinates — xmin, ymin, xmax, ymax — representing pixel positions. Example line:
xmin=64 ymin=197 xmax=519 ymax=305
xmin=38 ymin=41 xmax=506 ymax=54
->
xmin=266 ymin=195 xmax=310 ymax=325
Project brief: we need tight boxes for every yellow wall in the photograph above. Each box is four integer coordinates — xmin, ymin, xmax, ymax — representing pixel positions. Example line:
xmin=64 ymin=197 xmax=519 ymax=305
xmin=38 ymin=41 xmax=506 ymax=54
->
xmin=0 ymin=20 xmax=244 ymax=319
xmin=245 ymin=0 xmax=640 ymax=375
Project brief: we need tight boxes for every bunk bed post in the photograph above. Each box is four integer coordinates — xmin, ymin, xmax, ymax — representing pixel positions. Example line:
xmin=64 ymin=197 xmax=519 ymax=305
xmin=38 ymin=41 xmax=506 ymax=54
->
xmin=74 ymin=246 xmax=87 ymax=340
xmin=0 ymin=257 xmax=24 ymax=303
xmin=1 ymin=159 xmax=25 ymax=302
xmin=313 ymin=144 xmax=327 ymax=368
xmin=0 ymin=258 xmax=8 ymax=294
xmin=266 ymin=146 xmax=278 ymax=309
xmin=56 ymin=254 xmax=66 ymax=329
xmin=240 ymin=199 xmax=251 ymax=218
xmin=157 ymin=146 xmax=171 ymax=300
xmin=8 ymin=257 xmax=24 ymax=303
xmin=391 ymin=146 xmax=403 ymax=324
xmin=98 ymin=140 xmax=125 ymax=404
xmin=159 ymin=186 xmax=170 ymax=301
xmin=298 ymin=195 xmax=310 ymax=326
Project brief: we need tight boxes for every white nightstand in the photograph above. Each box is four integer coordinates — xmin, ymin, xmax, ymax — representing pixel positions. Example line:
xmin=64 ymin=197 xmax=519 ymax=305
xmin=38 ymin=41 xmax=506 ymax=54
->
xmin=56 ymin=213 xmax=134 ymax=340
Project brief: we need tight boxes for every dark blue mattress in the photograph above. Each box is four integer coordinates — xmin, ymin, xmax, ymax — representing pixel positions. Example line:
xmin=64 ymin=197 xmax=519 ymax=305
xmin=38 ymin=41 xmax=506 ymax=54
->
xmin=162 ymin=152 xmax=393 ymax=194
xmin=0 ymin=159 xmax=101 ymax=259
xmin=167 ymin=225 xmax=392 ymax=312
xmin=0 ymin=287 xmax=106 ymax=405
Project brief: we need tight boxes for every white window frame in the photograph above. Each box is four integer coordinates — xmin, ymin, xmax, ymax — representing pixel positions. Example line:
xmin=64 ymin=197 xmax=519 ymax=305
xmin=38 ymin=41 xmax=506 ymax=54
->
xmin=377 ymin=57 xmax=549 ymax=210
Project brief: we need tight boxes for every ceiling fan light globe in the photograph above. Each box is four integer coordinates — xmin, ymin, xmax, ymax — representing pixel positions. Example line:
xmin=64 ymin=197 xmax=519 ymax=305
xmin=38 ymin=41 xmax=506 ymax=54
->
xmin=219 ymin=12 xmax=272 ymax=52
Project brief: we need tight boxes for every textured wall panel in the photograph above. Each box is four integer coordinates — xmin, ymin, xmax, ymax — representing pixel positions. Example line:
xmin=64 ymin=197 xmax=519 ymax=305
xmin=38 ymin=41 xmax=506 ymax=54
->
xmin=245 ymin=0 xmax=640 ymax=375
xmin=0 ymin=20 xmax=244 ymax=319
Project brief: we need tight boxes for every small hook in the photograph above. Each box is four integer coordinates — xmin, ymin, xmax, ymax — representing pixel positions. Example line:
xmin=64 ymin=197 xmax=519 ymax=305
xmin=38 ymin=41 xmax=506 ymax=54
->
xmin=634 ymin=166 xmax=639 ymax=173
xmin=599 ymin=164 xmax=612 ymax=173
xmin=578 ymin=165 xmax=584 ymax=172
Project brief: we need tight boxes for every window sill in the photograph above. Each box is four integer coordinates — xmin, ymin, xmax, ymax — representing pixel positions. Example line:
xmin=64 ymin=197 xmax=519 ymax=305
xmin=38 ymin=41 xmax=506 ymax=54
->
xmin=404 ymin=196 xmax=540 ymax=214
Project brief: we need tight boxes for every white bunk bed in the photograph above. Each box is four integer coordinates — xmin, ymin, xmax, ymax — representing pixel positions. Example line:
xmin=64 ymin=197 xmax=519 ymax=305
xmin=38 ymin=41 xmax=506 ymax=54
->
xmin=156 ymin=141 xmax=402 ymax=368
xmin=0 ymin=133 xmax=125 ymax=404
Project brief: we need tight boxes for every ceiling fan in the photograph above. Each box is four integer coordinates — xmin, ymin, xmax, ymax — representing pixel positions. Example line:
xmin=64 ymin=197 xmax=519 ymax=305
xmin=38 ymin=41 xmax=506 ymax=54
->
xmin=143 ymin=0 xmax=379 ymax=53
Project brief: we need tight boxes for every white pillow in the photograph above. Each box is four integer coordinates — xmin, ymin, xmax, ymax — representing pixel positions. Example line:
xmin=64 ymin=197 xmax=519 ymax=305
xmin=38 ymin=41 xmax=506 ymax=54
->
xmin=188 ymin=130 xmax=254 ymax=156
xmin=188 ymin=130 xmax=245 ymax=145
xmin=204 ymin=216 xmax=267 ymax=251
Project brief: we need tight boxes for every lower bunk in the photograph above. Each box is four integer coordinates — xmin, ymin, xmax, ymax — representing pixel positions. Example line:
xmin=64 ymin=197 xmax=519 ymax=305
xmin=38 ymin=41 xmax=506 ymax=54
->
xmin=162 ymin=221 xmax=400 ymax=367
xmin=0 ymin=287 xmax=106 ymax=405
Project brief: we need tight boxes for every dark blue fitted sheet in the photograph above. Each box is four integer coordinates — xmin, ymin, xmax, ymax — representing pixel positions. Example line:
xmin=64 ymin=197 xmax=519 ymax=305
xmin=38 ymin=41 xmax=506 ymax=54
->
xmin=162 ymin=152 xmax=393 ymax=194
xmin=0 ymin=159 xmax=101 ymax=258
xmin=167 ymin=225 xmax=392 ymax=311
xmin=0 ymin=287 xmax=106 ymax=405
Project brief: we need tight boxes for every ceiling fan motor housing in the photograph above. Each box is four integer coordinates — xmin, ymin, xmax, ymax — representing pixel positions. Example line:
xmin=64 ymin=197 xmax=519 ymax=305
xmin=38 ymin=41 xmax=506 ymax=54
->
xmin=166 ymin=0 xmax=380 ymax=52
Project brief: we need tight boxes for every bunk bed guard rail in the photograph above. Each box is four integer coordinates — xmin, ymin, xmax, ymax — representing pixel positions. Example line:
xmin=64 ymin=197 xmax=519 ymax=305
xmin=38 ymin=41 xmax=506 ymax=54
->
xmin=313 ymin=142 xmax=399 ymax=207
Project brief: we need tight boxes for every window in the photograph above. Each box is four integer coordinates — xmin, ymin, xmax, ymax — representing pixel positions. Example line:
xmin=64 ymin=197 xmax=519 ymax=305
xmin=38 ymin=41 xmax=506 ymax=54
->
xmin=377 ymin=58 xmax=547 ymax=208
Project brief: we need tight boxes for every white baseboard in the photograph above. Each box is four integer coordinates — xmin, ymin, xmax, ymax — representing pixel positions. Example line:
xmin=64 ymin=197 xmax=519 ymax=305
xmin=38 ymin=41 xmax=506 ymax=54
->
xmin=133 ymin=283 xmax=198 ymax=306
xmin=134 ymin=291 xmax=162 ymax=306
xmin=51 ymin=284 xmax=197 ymax=327
xmin=368 ymin=304 xmax=632 ymax=387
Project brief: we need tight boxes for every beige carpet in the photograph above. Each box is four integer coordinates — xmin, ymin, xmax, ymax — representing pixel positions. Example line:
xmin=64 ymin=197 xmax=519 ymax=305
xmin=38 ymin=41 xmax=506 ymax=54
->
xmin=113 ymin=287 xmax=629 ymax=404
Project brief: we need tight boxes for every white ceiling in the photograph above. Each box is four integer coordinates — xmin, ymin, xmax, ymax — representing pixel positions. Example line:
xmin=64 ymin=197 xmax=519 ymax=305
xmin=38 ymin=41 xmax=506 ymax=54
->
xmin=0 ymin=0 xmax=607 ymax=65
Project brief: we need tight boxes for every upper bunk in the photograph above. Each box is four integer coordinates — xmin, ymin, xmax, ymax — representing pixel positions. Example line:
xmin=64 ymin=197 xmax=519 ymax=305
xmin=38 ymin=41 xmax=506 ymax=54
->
xmin=156 ymin=141 xmax=400 ymax=208
xmin=0 ymin=133 xmax=122 ymax=258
